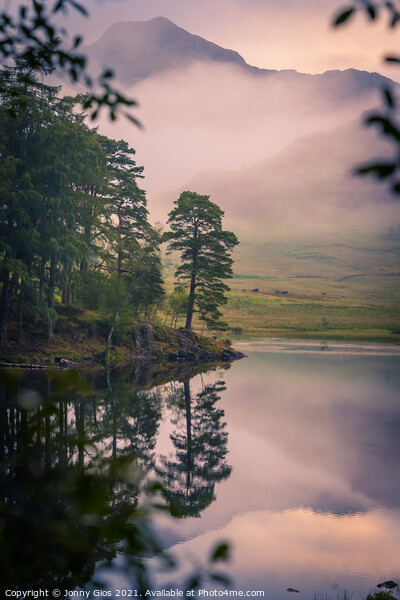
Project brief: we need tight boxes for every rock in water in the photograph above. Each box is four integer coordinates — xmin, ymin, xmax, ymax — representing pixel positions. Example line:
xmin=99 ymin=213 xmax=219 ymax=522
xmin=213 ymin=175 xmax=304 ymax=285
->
xmin=377 ymin=581 xmax=398 ymax=590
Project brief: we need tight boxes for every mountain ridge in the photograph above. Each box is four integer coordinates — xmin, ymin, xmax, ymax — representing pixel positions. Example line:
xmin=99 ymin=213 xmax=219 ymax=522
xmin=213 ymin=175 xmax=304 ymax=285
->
xmin=83 ymin=16 xmax=395 ymax=90
xmin=82 ymin=16 xmax=275 ymax=84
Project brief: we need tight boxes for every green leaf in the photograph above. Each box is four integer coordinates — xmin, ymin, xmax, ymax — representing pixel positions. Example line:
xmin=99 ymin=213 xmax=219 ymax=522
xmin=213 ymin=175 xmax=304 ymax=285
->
xmin=33 ymin=1 xmax=43 ymax=16
xmin=391 ymin=181 xmax=400 ymax=193
xmin=211 ymin=542 xmax=230 ymax=562
xmin=390 ymin=13 xmax=400 ymax=28
xmin=333 ymin=7 xmax=355 ymax=26
xmin=52 ymin=0 xmax=64 ymax=12
xmin=124 ymin=112 xmax=143 ymax=128
xmin=185 ymin=577 xmax=200 ymax=591
xmin=365 ymin=114 xmax=400 ymax=142
xmin=73 ymin=35 xmax=82 ymax=48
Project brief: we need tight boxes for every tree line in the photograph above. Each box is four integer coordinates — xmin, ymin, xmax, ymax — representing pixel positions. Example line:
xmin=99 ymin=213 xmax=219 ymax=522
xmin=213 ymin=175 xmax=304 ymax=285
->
xmin=0 ymin=62 xmax=164 ymax=349
xmin=0 ymin=62 xmax=238 ymax=351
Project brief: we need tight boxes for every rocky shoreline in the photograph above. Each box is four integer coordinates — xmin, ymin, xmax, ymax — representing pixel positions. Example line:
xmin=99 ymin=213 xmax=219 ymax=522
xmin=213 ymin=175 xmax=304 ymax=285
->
xmin=0 ymin=315 xmax=246 ymax=369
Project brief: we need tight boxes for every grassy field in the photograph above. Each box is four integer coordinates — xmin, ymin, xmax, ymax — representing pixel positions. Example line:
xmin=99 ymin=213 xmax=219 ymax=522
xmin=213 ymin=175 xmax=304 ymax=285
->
xmin=222 ymin=289 xmax=400 ymax=342
xmin=162 ymin=229 xmax=400 ymax=342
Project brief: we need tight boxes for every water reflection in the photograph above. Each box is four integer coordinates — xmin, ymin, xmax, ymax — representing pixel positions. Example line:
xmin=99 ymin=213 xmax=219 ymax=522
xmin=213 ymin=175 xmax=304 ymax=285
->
xmin=0 ymin=369 xmax=162 ymax=593
xmin=2 ymin=343 xmax=400 ymax=599
xmin=156 ymin=379 xmax=231 ymax=518
xmin=0 ymin=366 xmax=231 ymax=594
xmin=157 ymin=344 xmax=400 ymax=599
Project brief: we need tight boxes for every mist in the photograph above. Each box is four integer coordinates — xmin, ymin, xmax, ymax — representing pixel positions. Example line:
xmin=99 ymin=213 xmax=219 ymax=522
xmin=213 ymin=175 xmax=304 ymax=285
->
xmin=93 ymin=57 xmax=400 ymax=239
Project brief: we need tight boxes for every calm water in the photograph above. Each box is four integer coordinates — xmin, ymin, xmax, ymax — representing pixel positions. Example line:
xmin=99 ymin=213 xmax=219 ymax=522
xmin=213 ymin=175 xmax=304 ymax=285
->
xmin=1 ymin=340 xmax=400 ymax=598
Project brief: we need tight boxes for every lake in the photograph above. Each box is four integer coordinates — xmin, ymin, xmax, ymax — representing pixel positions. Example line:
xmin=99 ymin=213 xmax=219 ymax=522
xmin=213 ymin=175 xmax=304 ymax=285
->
xmin=1 ymin=340 xmax=400 ymax=599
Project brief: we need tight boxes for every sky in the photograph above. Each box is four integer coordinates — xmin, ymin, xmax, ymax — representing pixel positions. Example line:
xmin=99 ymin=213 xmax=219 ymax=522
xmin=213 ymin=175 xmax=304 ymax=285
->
xmin=64 ymin=0 xmax=400 ymax=80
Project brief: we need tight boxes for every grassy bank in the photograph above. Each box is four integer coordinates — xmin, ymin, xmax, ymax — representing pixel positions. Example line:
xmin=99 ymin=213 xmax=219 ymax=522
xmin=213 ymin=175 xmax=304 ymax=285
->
xmin=0 ymin=303 xmax=237 ymax=367
xmin=220 ymin=288 xmax=400 ymax=343
xmin=164 ymin=232 xmax=400 ymax=343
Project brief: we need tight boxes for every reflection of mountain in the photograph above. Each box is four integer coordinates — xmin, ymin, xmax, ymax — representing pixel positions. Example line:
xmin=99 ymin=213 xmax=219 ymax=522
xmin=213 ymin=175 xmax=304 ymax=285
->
xmin=149 ymin=353 xmax=400 ymax=598
xmin=223 ymin=352 xmax=400 ymax=512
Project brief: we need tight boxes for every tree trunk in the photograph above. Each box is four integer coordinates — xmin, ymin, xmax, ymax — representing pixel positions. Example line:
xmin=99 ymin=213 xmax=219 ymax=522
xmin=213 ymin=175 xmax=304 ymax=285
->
xmin=38 ymin=255 xmax=46 ymax=297
xmin=117 ymin=209 xmax=123 ymax=279
xmin=0 ymin=270 xmax=12 ymax=351
xmin=105 ymin=295 xmax=129 ymax=370
xmin=18 ymin=288 xmax=23 ymax=338
xmin=47 ymin=252 xmax=56 ymax=340
xmin=184 ymin=379 xmax=193 ymax=490
xmin=75 ymin=400 xmax=85 ymax=471
xmin=185 ymin=238 xmax=198 ymax=330
xmin=61 ymin=275 xmax=71 ymax=305
xmin=185 ymin=269 xmax=196 ymax=330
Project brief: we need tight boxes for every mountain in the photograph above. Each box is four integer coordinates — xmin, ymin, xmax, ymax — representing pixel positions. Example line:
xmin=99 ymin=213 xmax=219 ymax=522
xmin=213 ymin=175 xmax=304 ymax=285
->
xmin=83 ymin=17 xmax=400 ymax=213
xmin=82 ymin=16 xmax=272 ymax=85
xmin=83 ymin=17 xmax=393 ymax=93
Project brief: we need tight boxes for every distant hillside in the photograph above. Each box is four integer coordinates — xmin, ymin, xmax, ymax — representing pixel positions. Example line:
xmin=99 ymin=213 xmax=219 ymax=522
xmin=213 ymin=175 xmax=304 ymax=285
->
xmin=152 ymin=114 xmax=400 ymax=239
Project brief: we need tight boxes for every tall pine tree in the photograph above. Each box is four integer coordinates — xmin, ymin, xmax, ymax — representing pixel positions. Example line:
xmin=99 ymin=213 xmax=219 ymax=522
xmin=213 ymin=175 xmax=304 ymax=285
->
xmin=165 ymin=191 xmax=238 ymax=331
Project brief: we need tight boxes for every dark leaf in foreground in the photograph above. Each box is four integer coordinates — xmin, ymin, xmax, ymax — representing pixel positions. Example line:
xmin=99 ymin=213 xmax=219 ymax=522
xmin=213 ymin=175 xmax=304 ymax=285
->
xmin=211 ymin=542 xmax=230 ymax=562
xmin=383 ymin=87 xmax=396 ymax=108
xmin=333 ymin=7 xmax=356 ymax=26
xmin=356 ymin=161 xmax=396 ymax=178
xmin=210 ymin=572 xmax=231 ymax=586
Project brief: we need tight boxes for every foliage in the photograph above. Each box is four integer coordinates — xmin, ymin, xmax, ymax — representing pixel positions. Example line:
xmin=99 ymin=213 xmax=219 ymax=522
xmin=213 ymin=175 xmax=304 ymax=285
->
xmin=0 ymin=368 xmax=231 ymax=593
xmin=165 ymin=191 xmax=239 ymax=331
xmin=366 ymin=593 xmax=397 ymax=600
xmin=0 ymin=62 xmax=164 ymax=350
xmin=0 ymin=0 xmax=139 ymax=122
xmin=333 ymin=0 xmax=400 ymax=196
xmin=167 ymin=284 xmax=189 ymax=327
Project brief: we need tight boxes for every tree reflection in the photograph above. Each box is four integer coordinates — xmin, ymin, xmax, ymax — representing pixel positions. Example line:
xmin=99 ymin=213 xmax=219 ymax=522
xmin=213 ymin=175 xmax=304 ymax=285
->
xmin=0 ymin=368 xmax=232 ymax=593
xmin=0 ymin=369 xmax=163 ymax=593
xmin=157 ymin=379 xmax=231 ymax=518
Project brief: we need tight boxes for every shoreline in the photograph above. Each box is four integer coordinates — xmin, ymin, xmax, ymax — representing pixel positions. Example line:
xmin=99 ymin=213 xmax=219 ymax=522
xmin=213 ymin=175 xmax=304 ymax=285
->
xmin=225 ymin=329 xmax=400 ymax=345
xmin=234 ymin=337 xmax=400 ymax=356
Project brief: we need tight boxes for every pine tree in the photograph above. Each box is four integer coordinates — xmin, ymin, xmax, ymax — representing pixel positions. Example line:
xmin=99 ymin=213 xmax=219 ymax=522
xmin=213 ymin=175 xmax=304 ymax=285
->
xmin=165 ymin=191 xmax=238 ymax=331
